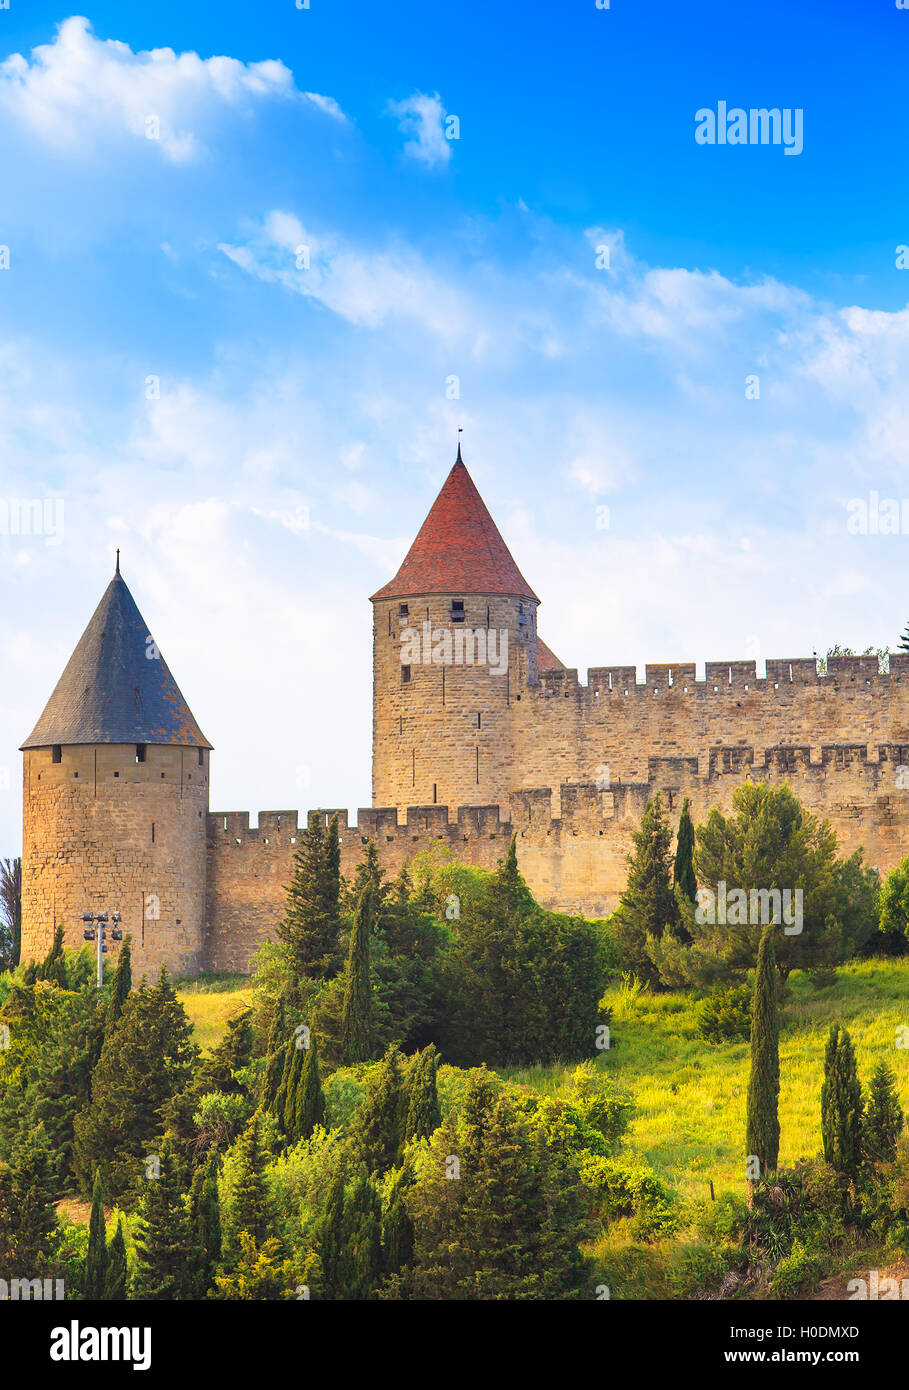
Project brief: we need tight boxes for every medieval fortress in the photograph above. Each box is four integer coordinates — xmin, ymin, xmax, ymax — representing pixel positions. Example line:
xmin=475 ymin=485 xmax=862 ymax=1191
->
xmin=19 ymin=450 xmax=909 ymax=977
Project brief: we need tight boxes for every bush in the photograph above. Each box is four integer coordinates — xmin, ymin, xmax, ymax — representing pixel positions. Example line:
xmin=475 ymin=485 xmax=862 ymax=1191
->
xmin=697 ymin=984 xmax=752 ymax=1044
xmin=770 ymin=1238 xmax=824 ymax=1297
xmin=578 ymin=1154 xmax=678 ymax=1239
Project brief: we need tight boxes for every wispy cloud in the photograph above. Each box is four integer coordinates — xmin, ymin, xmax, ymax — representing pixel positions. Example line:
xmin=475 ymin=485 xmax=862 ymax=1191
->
xmin=387 ymin=90 xmax=451 ymax=169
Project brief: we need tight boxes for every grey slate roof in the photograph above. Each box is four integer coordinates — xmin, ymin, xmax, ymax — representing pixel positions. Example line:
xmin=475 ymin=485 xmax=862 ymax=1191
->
xmin=21 ymin=571 xmax=212 ymax=750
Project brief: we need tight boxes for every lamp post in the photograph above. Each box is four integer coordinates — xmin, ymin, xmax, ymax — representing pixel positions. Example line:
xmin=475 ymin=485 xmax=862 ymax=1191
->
xmin=81 ymin=911 xmax=123 ymax=990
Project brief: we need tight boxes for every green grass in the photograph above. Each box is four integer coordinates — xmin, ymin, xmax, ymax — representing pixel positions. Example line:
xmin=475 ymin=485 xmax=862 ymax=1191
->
xmin=176 ymin=973 xmax=253 ymax=1053
xmin=505 ymin=959 xmax=909 ymax=1203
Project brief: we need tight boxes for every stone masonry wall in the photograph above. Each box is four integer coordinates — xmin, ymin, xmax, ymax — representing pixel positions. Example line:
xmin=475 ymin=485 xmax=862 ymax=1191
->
xmin=205 ymin=734 xmax=909 ymax=973
xmin=22 ymin=743 xmax=210 ymax=979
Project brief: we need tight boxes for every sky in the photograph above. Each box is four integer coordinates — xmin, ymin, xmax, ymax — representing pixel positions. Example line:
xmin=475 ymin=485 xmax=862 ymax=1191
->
xmin=2 ymin=0 xmax=909 ymax=852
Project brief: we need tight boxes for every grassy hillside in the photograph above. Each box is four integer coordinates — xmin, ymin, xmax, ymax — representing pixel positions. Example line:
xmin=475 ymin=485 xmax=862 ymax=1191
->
xmin=506 ymin=960 xmax=909 ymax=1202
xmin=179 ymin=960 xmax=909 ymax=1196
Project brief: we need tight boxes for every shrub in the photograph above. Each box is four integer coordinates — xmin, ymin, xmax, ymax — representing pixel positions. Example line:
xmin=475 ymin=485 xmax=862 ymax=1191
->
xmin=770 ymin=1238 xmax=824 ymax=1297
xmin=697 ymin=984 xmax=752 ymax=1044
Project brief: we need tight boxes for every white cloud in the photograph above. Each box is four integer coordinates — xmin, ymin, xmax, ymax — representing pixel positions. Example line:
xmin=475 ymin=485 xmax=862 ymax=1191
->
xmin=387 ymin=91 xmax=451 ymax=169
xmin=0 ymin=16 xmax=342 ymax=164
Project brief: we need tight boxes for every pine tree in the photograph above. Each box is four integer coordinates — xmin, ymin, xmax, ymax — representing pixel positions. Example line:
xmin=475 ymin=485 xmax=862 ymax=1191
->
xmin=106 ymin=935 xmax=132 ymax=1031
xmin=281 ymin=1037 xmax=305 ymax=1139
xmin=674 ymin=798 xmax=697 ymax=904
xmin=381 ymin=1164 xmax=414 ymax=1278
xmin=746 ymin=925 xmax=780 ymax=1185
xmin=262 ymin=997 xmax=287 ymax=1111
xmin=132 ymin=1135 xmax=194 ymax=1300
xmin=188 ymin=1151 xmax=221 ymax=1297
xmin=404 ymin=1046 xmax=441 ymax=1142
xmin=37 ymin=924 xmax=66 ymax=984
xmin=278 ymin=812 xmax=342 ymax=987
xmin=199 ymin=1009 xmax=253 ymax=1094
xmin=352 ymin=1044 xmax=405 ymax=1174
xmin=0 ymin=1125 xmax=57 ymax=1277
xmin=899 ymin=624 xmax=909 ymax=654
xmin=864 ymin=1060 xmax=904 ymax=1164
xmin=295 ymin=1034 xmax=326 ymax=1141
xmin=611 ymin=796 xmax=681 ymax=984
xmin=342 ymin=883 xmax=374 ymax=1064
xmin=231 ymin=1110 xmax=269 ymax=1247
xmin=821 ymin=1024 xmax=864 ymax=1176
xmin=73 ymin=967 xmax=199 ymax=1205
xmin=84 ymin=1170 xmax=109 ymax=1299
xmin=104 ymin=1218 xmax=128 ymax=1300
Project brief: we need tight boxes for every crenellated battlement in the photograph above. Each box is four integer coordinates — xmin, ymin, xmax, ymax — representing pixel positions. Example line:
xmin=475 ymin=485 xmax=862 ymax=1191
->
xmin=537 ymin=653 xmax=904 ymax=698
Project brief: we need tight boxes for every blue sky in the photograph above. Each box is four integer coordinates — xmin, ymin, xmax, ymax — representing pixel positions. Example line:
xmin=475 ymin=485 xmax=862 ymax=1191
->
xmin=2 ymin=1 xmax=909 ymax=851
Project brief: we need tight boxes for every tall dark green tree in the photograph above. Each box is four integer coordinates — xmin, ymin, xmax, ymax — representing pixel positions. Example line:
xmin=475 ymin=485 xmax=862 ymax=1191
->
xmin=73 ymin=968 xmax=199 ymax=1205
xmin=132 ymin=1135 xmax=194 ymax=1300
xmin=261 ymin=997 xmax=287 ymax=1111
xmin=342 ymin=884 xmax=375 ymax=1064
xmin=352 ymin=1044 xmax=405 ymax=1175
xmin=199 ymin=1009 xmax=253 ymax=1095
xmin=278 ymin=812 xmax=342 ymax=986
xmin=37 ymin=924 xmax=66 ymax=984
xmin=295 ymin=1034 xmax=326 ymax=1141
xmin=188 ymin=1150 xmax=221 ymax=1297
xmin=864 ymin=1060 xmax=904 ymax=1165
xmin=104 ymin=1218 xmax=128 ymax=1300
xmin=381 ymin=1165 xmax=414 ymax=1278
xmin=404 ymin=1045 xmax=441 ymax=1143
xmin=281 ymin=1037 xmax=305 ymax=1138
xmin=611 ymin=796 xmax=681 ymax=985
xmin=105 ymin=935 xmax=132 ymax=1031
xmin=0 ymin=1125 xmax=56 ymax=1278
xmin=674 ymin=798 xmax=697 ymax=904
xmin=746 ymin=925 xmax=780 ymax=1184
xmin=84 ymin=1171 xmax=109 ymax=1299
xmin=899 ymin=624 xmax=909 ymax=654
xmin=821 ymin=1024 xmax=864 ymax=1176
xmin=230 ymin=1110 xmax=270 ymax=1248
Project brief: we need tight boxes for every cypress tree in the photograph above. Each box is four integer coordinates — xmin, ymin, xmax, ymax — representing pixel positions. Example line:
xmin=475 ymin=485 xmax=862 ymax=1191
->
xmin=106 ymin=935 xmax=132 ymax=1032
xmin=674 ymin=798 xmax=697 ymax=904
xmin=342 ymin=883 xmax=374 ymax=1064
xmin=295 ymin=1033 xmax=326 ymax=1141
xmin=404 ymin=1046 xmax=441 ymax=1142
xmin=104 ymin=1218 xmax=128 ymax=1300
xmin=352 ymin=1044 xmax=405 ymax=1175
xmin=381 ymin=1164 xmax=414 ymax=1277
xmin=899 ymin=624 xmax=909 ymax=654
xmin=199 ymin=1009 xmax=254 ymax=1095
xmin=37 ymin=924 xmax=66 ymax=985
xmin=282 ymin=1037 xmax=305 ymax=1139
xmin=821 ymin=1025 xmax=864 ymax=1175
xmin=84 ymin=1170 xmax=109 ymax=1299
xmin=132 ymin=1135 xmax=194 ymax=1300
xmin=278 ymin=813 xmax=342 ymax=986
xmin=231 ymin=1110 xmax=269 ymax=1247
xmin=262 ymin=997 xmax=287 ymax=1111
xmin=188 ymin=1151 xmax=221 ymax=1296
xmin=612 ymin=795 xmax=681 ymax=983
xmin=0 ymin=1124 xmax=56 ymax=1276
xmin=864 ymin=1060 xmax=904 ymax=1164
xmin=746 ymin=925 xmax=780 ymax=1185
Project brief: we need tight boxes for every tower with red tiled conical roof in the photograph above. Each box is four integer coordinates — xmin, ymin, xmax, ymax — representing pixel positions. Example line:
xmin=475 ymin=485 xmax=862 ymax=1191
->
xmin=371 ymin=448 xmax=557 ymax=813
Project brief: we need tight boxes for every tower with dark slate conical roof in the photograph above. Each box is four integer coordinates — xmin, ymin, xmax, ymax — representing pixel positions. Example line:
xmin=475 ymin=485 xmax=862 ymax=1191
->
xmin=20 ymin=563 xmax=211 ymax=976
xmin=371 ymin=447 xmax=563 ymax=814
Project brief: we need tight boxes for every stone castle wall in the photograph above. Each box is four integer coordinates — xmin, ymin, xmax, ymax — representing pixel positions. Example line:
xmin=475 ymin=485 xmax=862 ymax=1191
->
xmin=21 ymin=743 xmax=209 ymax=979
xmin=205 ymin=730 xmax=909 ymax=973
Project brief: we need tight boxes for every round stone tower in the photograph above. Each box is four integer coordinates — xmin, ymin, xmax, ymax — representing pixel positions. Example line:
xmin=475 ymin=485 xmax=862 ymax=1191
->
xmin=20 ymin=560 xmax=211 ymax=978
xmin=371 ymin=446 xmax=564 ymax=815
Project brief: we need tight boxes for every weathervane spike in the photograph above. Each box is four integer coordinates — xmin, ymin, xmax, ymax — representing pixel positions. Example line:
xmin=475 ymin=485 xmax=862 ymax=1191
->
xmin=115 ymin=548 xmax=120 ymax=576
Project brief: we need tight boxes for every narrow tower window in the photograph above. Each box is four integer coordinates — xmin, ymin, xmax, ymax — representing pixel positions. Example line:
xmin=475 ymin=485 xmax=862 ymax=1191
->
xmin=476 ymin=747 xmax=480 ymax=783
xmin=451 ymin=599 xmax=465 ymax=623
xmin=412 ymin=749 xmax=416 ymax=786
xmin=198 ymin=748 xmax=204 ymax=767
xmin=399 ymin=603 xmax=409 ymax=619
xmin=477 ymin=712 xmax=482 ymax=729
xmin=51 ymin=745 xmax=62 ymax=763
xmin=433 ymin=783 xmax=437 ymax=804
xmin=151 ymin=822 xmax=155 ymax=843
xmin=136 ymin=743 xmax=147 ymax=763
xmin=401 ymin=664 xmax=411 ymax=684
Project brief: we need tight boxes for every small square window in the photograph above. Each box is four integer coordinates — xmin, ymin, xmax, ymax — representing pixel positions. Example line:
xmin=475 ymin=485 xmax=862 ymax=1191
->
xmin=399 ymin=603 xmax=409 ymax=618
